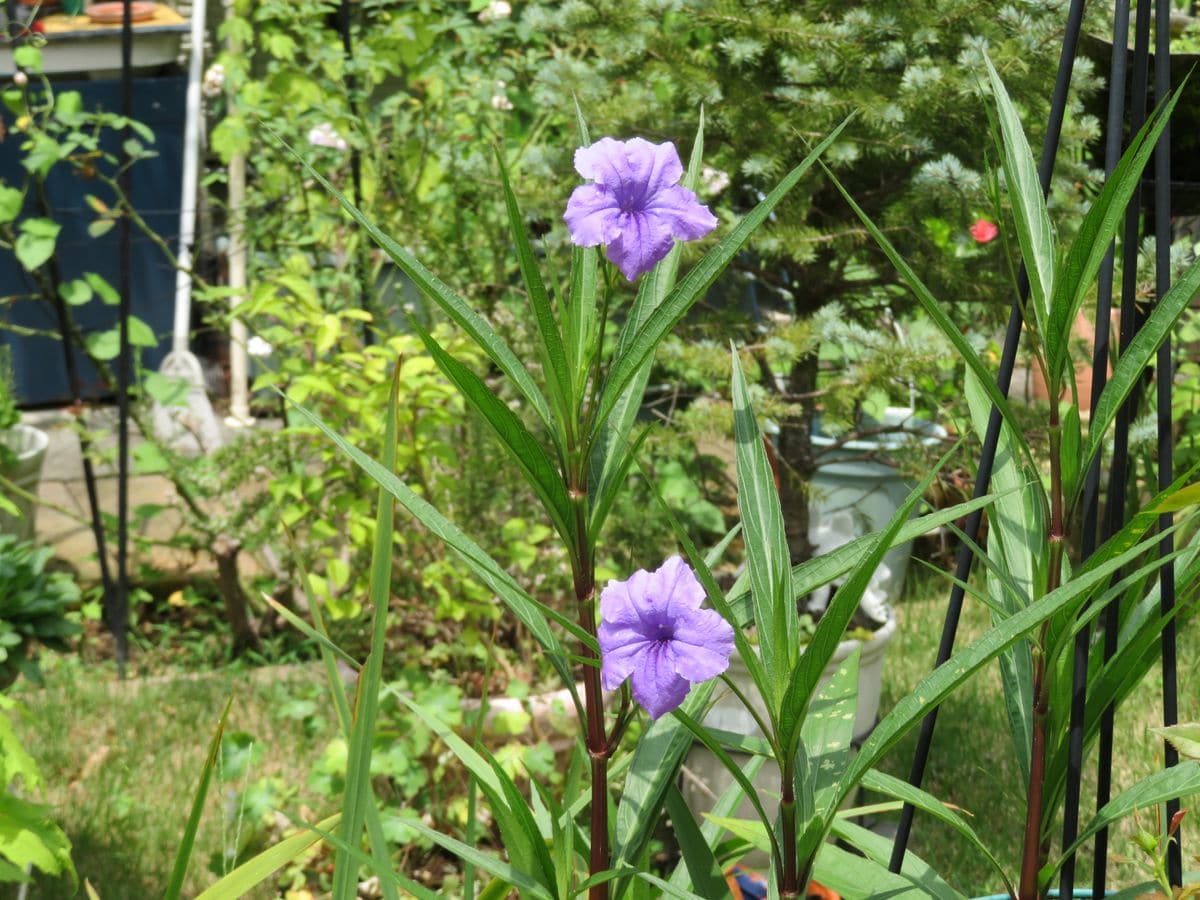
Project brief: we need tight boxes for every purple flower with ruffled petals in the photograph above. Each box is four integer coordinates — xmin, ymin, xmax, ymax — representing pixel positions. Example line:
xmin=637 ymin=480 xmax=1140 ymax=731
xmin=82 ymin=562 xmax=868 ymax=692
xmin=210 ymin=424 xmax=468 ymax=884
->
xmin=564 ymin=137 xmax=719 ymax=281
xmin=599 ymin=556 xmax=735 ymax=720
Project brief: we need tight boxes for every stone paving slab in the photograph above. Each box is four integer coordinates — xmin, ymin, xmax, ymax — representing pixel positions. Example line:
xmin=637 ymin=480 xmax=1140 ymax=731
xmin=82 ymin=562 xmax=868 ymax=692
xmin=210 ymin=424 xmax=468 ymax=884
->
xmin=22 ymin=406 xmax=270 ymax=583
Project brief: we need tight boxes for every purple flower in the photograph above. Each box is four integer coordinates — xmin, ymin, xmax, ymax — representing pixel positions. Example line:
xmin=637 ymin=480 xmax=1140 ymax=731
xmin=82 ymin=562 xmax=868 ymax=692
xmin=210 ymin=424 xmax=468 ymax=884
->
xmin=564 ymin=137 xmax=718 ymax=281
xmin=599 ymin=556 xmax=735 ymax=720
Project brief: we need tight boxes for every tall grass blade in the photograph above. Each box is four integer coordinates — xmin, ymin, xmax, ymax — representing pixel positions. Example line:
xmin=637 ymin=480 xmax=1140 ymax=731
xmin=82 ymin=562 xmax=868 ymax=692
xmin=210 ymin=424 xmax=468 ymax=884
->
xmin=330 ymin=373 xmax=399 ymax=900
xmin=165 ymin=696 xmax=233 ymax=900
xmin=195 ymin=814 xmax=342 ymax=900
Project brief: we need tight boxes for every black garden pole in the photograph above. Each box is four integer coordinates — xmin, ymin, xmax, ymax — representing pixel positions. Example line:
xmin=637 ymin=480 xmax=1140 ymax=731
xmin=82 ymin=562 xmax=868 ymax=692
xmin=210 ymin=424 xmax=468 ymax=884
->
xmin=1059 ymin=0 xmax=1136 ymax=893
xmin=887 ymin=0 xmax=1089 ymax=873
xmin=5 ymin=0 xmax=119 ymax=640
xmin=111 ymin=0 xmax=135 ymax=675
xmin=1152 ymin=0 xmax=1183 ymax=884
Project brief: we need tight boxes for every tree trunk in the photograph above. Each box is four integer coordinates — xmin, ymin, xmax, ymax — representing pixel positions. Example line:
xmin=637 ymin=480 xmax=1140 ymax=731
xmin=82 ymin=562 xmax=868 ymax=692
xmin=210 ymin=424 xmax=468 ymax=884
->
xmin=776 ymin=350 xmax=820 ymax=570
xmin=213 ymin=535 xmax=260 ymax=656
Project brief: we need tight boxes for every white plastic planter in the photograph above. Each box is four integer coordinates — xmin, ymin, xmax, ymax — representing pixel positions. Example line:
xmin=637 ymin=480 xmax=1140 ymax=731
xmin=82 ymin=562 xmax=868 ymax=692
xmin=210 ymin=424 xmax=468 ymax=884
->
xmin=808 ymin=407 xmax=947 ymax=616
xmin=681 ymin=608 xmax=898 ymax=848
xmin=0 ymin=423 xmax=49 ymax=542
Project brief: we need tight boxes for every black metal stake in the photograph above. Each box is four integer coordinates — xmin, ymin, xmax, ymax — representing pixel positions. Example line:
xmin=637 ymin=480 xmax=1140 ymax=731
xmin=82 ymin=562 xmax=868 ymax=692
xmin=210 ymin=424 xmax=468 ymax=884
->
xmin=888 ymin=0 xmax=1088 ymax=873
xmin=1059 ymin=1 xmax=1133 ymax=894
xmin=6 ymin=0 xmax=119 ymax=641
xmin=1153 ymin=0 xmax=1183 ymax=885
xmin=1092 ymin=2 xmax=1154 ymax=890
xmin=112 ymin=0 xmax=134 ymax=675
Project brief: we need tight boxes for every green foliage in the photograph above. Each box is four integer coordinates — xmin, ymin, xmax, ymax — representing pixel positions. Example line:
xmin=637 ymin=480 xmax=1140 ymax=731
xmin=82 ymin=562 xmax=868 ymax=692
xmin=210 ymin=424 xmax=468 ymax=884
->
xmin=0 ymin=696 xmax=74 ymax=887
xmin=0 ymin=537 xmax=81 ymax=690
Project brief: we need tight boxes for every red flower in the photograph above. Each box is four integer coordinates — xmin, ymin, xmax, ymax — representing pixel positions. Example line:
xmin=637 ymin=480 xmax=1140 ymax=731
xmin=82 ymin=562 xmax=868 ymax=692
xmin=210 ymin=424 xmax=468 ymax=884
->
xmin=970 ymin=218 xmax=998 ymax=243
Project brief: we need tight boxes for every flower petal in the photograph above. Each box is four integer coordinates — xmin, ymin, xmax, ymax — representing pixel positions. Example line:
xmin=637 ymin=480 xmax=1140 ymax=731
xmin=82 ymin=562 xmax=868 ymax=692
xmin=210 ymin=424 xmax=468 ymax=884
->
xmin=564 ymin=183 xmax=624 ymax=248
xmin=598 ymin=624 xmax=653 ymax=691
xmin=654 ymin=555 xmax=706 ymax=616
xmin=605 ymin=210 xmax=675 ymax=281
xmin=630 ymin=642 xmax=692 ymax=719
xmin=575 ymin=137 xmax=683 ymax=201
xmin=647 ymin=184 xmax=719 ymax=241
xmin=669 ymin=606 xmax=735 ymax=683
xmin=600 ymin=567 xmax=663 ymax=631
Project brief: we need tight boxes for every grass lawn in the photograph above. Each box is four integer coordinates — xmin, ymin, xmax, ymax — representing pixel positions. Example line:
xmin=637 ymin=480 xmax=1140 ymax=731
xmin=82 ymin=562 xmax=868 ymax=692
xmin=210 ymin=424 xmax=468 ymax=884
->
xmin=12 ymin=660 xmax=335 ymax=899
xmin=10 ymin=568 xmax=1198 ymax=898
xmin=879 ymin=569 xmax=1200 ymax=895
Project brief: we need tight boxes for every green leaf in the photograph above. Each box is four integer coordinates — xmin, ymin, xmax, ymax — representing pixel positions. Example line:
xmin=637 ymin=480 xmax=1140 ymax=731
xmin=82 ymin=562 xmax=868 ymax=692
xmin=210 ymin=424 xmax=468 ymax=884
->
xmin=58 ymin=279 xmax=94 ymax=307
xmin=730 ymin=347 xmax=793 ymax=707
xmin=983 ymin=54 xmax=1055 ymax=348
xmin=1059 ymin=403 xmax=1081 ymax=504
xmin=671 ymin=707 xmax=782 ymax=876
xmin=407 ymin=317 xmax=575 ymax=549
xmin=403 ymin=818 xmax=555 ymax=899
xmin=284 ymin=393 xmax=588 ymax=705
xmin=782 ymin=448 xmax=947 ymax=766
xmin=1152 ymin=723 xmax=1200 ymax=760
xmin=15 ymin=218 xmax=60 ymax=272
xmin=860 ymin=769 xmax=1013 ymax=897
xmin=822 ymin=161 xmax=1034 ymax=474
xmin=127 ymin=315 xmax=158 ymax=348
xmin=663 ymin=785 xmax=730 ymax=899
xmin=821 ymin=821 xmax=964 ymax=900
xmin=840 ymin=525 xmax=1196 ymax=820
xmin=594 ymin=116 xmax=852 ymax=435
xmin=611 ymin=681 xmax=717 ymax=879
xmin=1048 ymin=762 xmax=1200 ymax=883
xmin=496 ymin=150 xmax=572 ymax=444
xmin=0 ymin=186 xmax=23 ymax=225
xmin=1046 ymin=82 xmax=1183 ymax=385
xmin=195 ymin=816 xmax=341 ymax=900
xmin=1084 ymin=254 xmax=1200 ymax=483
xmin=331 ymin=375 xmax=399 ymax=900
xmin=270 ymin=126 xmax=556 ymax=433
xmin=0 ymin=793 xmax=75 ymax=884
xmin=84 ymin=273 xmax=120 ymax=305
xmin=85 ymin=328 xmax=120 ymax=361
xmin=165 ymin=696 xmax=233 ymax=900
xmin=12 ymin=46 xmax=42 ymax=73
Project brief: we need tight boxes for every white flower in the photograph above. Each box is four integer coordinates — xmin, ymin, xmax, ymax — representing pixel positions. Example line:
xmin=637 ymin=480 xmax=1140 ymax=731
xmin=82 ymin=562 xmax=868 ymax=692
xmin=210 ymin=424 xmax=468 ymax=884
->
xmin=478 ymin=0 xmax=512 ymax=23
xmin=202 ymin=63 xmax=225 ymax=98
xmin=490 ymin=93 xmax=514 ymax=111
xmin=700 ymin=165 xmax=730 ymax=197
xmin=247 ymin=336 xmax=273 ymax=358
xmin=13 ymin=70 xmax=28 ymax=87
xmin=307 ymin=122 xmax=348 ymax=153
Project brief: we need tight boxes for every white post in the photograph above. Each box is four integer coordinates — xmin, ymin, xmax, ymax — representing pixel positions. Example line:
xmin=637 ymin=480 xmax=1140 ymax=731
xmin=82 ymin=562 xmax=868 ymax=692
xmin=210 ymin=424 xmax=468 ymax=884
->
xmin=224 ymin=0 xmax=251 ymax=427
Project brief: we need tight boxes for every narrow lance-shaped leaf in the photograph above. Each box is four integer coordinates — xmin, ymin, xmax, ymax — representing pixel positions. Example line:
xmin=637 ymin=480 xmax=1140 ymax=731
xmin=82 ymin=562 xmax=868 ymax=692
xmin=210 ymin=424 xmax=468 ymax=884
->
xmin=496 ymin=148 xmax=574 ymax=444
xmin=331 ymin=374 xmax=400 ymax=900
xmin=731 ymin=347 xmax=795 ymax=709
xmin=406 ymin=316 xmax=576 ymax=550
xmin=823 ymin=161 xmax=1035 ymax=475
xmin=285 ymin=394 xmax=589 ymax=716
xmin=270 ymin=127 xmax=556 ymax=432
xmin=983 ymin=54 xmax=1055 ymax=349
xmin=1083 ymin=254 xmax=1200 ymax=485
xmin=1046 ymin=82 xmax=1183 ymax=385
xmin=165 ymin=696 xmax=234 ymax=900
xmin=593 ymin=116 xmax=852 ymax=436
xmin=782 ymin=447 xmax=947 ymax=776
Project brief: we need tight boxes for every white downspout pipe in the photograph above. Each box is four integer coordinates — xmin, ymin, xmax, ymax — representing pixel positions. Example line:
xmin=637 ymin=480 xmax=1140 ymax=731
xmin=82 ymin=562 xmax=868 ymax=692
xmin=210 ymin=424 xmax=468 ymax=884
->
xmin=224 ymin=0 xmax=251 ymax=427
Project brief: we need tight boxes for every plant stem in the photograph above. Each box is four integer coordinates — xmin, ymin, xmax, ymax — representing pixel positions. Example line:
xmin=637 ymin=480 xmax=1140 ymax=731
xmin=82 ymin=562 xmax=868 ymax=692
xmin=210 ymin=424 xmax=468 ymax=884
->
xmin=571 ymin=477 xmax=609 ymax=900
xmin=1018 ymin=402 xmax=1066 ymax=900
xmin=780 ymin=761 xmax=799 ymax=898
